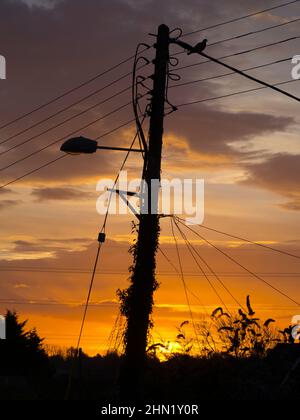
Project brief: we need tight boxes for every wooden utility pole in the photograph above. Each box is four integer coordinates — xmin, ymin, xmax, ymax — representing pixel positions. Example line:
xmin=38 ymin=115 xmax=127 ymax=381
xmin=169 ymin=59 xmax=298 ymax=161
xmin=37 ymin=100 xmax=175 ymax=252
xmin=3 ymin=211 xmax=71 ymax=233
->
xmin=120 ymin=24 xmax=170 ymax=401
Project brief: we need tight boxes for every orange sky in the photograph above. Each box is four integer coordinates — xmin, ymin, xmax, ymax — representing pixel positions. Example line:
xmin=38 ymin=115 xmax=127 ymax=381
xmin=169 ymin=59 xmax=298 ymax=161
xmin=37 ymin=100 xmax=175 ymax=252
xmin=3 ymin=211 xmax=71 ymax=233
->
xmin=0 ymin=0 xmax=300 ymax=355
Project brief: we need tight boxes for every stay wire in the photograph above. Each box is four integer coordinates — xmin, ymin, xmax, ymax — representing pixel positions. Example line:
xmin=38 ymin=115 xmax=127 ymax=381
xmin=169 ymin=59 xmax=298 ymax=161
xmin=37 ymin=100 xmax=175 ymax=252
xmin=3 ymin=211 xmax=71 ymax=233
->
xmin=170 ymin=218 xmax=201 ymax=352
xmin=102 ymin=115 xmax=146 ymax=230
xmin=158 ymin=245 xmax=209 ymax=316
xmin=176 ymin=219 xmax=300 ymax=307
xmin=173 ymin=218 xmax=243 ymax=312
xmin=66 ymin=117 xmax=145 ymax=399
xmin=199 ymin=50 xmax=300 ymax=103
xmin=176 ymin=217 xmax=300 ymax=261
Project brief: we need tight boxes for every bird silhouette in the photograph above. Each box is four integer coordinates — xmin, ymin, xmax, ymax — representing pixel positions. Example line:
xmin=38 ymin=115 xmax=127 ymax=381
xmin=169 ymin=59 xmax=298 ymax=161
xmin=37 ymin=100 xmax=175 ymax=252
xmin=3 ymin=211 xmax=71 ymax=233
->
xmin=187 ymin=38 xmax=207 ymax=55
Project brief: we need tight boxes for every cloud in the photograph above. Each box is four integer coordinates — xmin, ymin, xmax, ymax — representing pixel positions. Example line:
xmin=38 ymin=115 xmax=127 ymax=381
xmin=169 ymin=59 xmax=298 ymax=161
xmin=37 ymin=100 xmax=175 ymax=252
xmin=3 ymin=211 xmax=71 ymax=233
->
xmin=40 ymin=237 xmax=92 ymax=244
xmin=166 ymin=106 xmax=293 ymax=157
xmin=0 ymin=188 xmax=13 ymax=195
xmin=31 ymin=186 xmax=95 ymax=201
xmin=10 ymin=236 xmax=93 ymax=255
xmin=13 ymin=283 xmax=29 ymax=289
xmin=11 ymin=0 xmax=63 ymax=10
xmin=242 ymin=153 xmax=300 ymax=210
xmin=280 ymin=201 xmax=300 ymax=211
xmin=0 ymin=0 xmax=296 ymax=188
xmin=0 ymin=199 xmax=22 ymax=210
xmin=12 ymin=239 xmax=67 ymax=253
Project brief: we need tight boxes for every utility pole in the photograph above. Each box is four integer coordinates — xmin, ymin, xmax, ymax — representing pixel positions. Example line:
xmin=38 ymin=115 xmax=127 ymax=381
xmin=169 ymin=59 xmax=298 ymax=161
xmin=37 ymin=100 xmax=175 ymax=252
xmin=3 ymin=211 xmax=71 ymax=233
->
xmin=120 ymin=24 xmax=170 ymax=401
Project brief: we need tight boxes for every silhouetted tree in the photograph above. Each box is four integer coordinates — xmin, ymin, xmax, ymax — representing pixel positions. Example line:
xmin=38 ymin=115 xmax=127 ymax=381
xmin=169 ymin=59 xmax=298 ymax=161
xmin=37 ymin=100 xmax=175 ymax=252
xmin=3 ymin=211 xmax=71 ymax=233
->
xmin=0 ymin=310 xmax=48 ymax=376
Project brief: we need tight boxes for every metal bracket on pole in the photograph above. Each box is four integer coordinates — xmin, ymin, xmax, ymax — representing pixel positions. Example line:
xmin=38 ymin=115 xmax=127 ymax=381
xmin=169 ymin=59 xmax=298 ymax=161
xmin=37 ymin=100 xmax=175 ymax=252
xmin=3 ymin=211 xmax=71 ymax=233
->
xmin=169 ymin=38 xmax=195 ymax=53
xmin=97 ymin=145 xmax=144 ymax=153
xmin=107 ymin=188 xmax=140 ymax=220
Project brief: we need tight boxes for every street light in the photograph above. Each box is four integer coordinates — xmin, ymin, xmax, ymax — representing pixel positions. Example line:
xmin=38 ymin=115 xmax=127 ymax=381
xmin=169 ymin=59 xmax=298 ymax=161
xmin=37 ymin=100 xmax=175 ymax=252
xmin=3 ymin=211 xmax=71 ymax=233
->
xmin=60 ymin=136 xmax=144 ymax=155
xmin=60 ymin=136 xmax=98 ymax=154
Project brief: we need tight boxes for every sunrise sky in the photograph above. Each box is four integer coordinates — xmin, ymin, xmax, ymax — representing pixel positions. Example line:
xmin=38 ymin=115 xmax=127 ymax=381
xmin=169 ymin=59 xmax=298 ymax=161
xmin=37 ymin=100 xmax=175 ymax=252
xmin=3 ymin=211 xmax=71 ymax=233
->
xmin=0 ymin=0 xmax=300 ymax=355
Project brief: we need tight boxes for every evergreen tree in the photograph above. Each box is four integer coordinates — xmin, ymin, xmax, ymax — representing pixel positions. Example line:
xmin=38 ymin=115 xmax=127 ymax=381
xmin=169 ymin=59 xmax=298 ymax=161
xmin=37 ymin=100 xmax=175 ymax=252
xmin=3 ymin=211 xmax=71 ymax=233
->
xmin=0 ymin=310 xmax=48 ymax=376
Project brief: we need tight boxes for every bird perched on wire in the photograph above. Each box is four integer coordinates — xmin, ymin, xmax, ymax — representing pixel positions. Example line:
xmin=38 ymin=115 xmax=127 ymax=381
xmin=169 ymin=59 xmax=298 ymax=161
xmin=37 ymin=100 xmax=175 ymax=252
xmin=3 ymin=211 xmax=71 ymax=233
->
xmin=187 ymin=38 xmax=207 ymax=55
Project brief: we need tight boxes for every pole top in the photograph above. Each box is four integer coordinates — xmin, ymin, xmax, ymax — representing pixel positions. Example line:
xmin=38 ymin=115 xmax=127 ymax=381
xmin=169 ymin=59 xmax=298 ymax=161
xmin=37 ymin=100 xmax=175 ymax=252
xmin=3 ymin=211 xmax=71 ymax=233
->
xmin=158 ymin=24 xmax=169 ymax=33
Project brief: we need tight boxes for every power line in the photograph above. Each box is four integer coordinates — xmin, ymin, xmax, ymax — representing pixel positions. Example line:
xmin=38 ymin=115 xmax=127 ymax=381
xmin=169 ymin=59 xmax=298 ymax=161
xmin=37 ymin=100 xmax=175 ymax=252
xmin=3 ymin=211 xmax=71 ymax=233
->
xmin=0 ymin=81 xmax=297 ymax=189
xmin=173 ymin=218 xmax=244 ymax=312
xmin=0 ymin=73 xmax=144 ymax=151
xmin=158 ymin=246 xmax=210 ymax=316
xmin=0 ymin=155 xmax=67 ymax=189
xmin=172 ymin=37 xmax=300 ymax=102
xmin=176 ymin=217 xmax=300 ymax=261
xmin=0 ymin=77 xmax=129 ymax=148
xmin=173 ymin=17 xmax=300 ymax=59
xmin=0 ymin=87 xmax=132 ymax=159
xmin=0 ymin=78 xmax=297 ymax=188
xmin=211 ymin=35 xmax=300 ymax=58
xmin=208 ymin=17 xmax=300 ymax=47
xmin=2 ymin=42 xmax=298 ymax=180
xmin=181 ymin=0 xmax=300 ymax=38
xmin=0 ymin=297 xmax=295 ymax=309
xmin=0 ymin=47 xmax=150 ymax=131
xmin=199 ymin=50 xmax=300 ymax=103
xmin=158 ymin=246 xmax=181 ymax=274
xmin=0 ymin=61 xmax=150 ymax=152
xmin=0 ymin=266 xmax=299 ymax=277
xmin=175 ymin=79 xmax=297 ymax=108
xmin=174 ymin=218 xmax=245 ymax=311
xmin=64 ymin=240 xmax=103 ymax=399
xmin=0 ymin=100 xmax=133 ymax=173
xmin=176 ymin=218 xmax=300 ymax=307
xmin=74 ymin=242 xmax=103 ymax=356
xmin=0 ymin=298 xmax=115 ymax=306
xmin=0 ymin=116 xmax=136 ymax=189
xmin=170 ymin=218 xmax=201 ymax=351
xmin=170 ymin=57 xmax=291 ymax=89
xmin=174 ymin=222 xmax=231 ymax=312
xmin=102 ymin=115 xmax=146 ymax=230
xmin=175 ymin=36 xmax=300 ymax=72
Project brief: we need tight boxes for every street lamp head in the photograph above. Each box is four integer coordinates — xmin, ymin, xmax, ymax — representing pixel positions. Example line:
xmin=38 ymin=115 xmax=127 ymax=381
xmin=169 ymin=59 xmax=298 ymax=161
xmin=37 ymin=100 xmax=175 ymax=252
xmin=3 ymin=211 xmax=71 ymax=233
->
xmin=60 ymin=136 xmax=98 ymax=154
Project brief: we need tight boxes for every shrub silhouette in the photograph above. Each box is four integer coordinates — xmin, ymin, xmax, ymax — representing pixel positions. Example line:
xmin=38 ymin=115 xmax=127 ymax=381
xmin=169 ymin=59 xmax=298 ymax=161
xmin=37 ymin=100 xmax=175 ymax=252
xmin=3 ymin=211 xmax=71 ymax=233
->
xmin=0 ymin=305 xmax=298 ymax=400
xmin=198 ymin=295 xmax=281 ymax=357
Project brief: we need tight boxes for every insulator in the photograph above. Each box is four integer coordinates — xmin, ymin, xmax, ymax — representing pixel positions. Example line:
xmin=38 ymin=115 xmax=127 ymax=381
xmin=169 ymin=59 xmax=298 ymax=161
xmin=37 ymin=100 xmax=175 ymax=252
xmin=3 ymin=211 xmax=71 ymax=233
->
xmin=98 ymin=232 xmax=106 ymax=243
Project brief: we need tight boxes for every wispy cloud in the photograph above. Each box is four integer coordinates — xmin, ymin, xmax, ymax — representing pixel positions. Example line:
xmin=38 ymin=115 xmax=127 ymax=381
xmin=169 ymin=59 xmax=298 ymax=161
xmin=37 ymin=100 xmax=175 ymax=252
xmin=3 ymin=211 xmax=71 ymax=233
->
xmin=242 ymin=153 xmax=300 ymax=211
xmin=16 ymin=0 xmax=63 ymax=10
xmin=0 ymin=199 xmax=22 ymax=210
xmin=31 ymin=186 xmax=95 ymax=202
